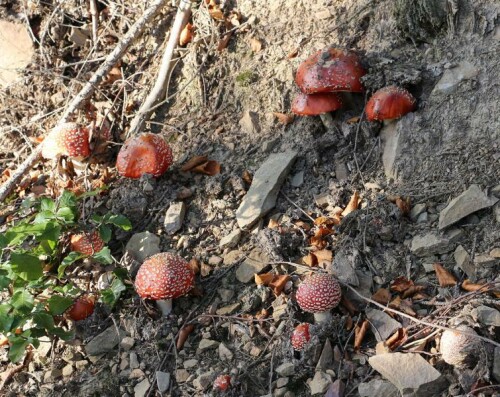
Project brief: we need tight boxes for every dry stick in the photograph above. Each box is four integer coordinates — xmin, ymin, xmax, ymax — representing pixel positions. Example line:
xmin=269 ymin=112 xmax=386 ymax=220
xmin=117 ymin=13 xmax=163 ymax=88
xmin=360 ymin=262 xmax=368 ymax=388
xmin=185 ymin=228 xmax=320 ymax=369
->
xmin=0 ymin=0 xmax=170 ymax=203
xmin=127 ymin=0 xmax=191 ymax=137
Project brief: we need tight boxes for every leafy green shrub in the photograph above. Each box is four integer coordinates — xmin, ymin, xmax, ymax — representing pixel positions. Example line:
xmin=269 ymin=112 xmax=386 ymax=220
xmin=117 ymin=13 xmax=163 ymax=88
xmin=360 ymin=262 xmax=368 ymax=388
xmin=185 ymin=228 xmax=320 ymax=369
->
xmin=0 ymin=191 xmax=131 ymax=362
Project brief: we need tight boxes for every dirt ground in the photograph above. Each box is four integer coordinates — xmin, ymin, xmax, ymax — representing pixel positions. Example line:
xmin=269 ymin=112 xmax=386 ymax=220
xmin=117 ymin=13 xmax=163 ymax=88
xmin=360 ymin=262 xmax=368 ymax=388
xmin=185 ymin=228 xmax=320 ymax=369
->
xmin=0 ymin=0 xmax=499 ymax=396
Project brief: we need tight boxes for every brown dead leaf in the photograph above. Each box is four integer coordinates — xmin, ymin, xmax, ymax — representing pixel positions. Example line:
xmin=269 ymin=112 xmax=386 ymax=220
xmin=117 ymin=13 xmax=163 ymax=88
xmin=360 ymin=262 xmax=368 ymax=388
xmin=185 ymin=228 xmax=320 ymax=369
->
xmin=268 ymin=218 xmax=280 ymax=229
xmin=287 ymin=47 xmax=299 ymax=58
xmin=273 ymin=112 xmax=294 ymax=125
xmin=293 ymin=220 xmax=311 ymax=231
xmin=389 ymin=296 xmax=416 ymax=316
xmin=433 ymin=263 xmax=457 ymax=287
xmin=390 ymin=276 xmax=414 ymax=293
xmin=179 ymin=23 xmax=194 ymax=46
xmin=254 ymin=272 xmax=274 ymax=286
xmin=208 ymin=6 xmax=224 ymax=20
xmin=401 ymin=285 xmax=426 ymax=298
xmin=461 ymin=279 xmax=500 ymax=298
xmin=346 ymin=116 xmax=360 ymax=124
xmin=302 ymin=253 xmax=318 ymax=267
xmin=310 ymin=235 xmax=327 ymax=250
xmin=341 ymin=190 xmax=360 ymax=216
xmin=371 ymin=288 xmax=391 ymax=305
xmin=341 ymin=295 xmax=357 ymax=315
xmin=176 ymin=324 xmax=195 ymax=350
xmin=269 ymin=274 xmax=291 ymax=295
xmin=386 ymin=328 xmax=408 ymax=350
xmin=249 ymin=37 xmax=262 ymax=52
xmin=200 ymin=262 xmax=211 ymax=277
xmin=354 ymin=319 xmax=370 ymax=351
xmin=192 ymin=160 xmax=221 ymax=176
xmin=181 ymin=155 xmax=208 ymax=172
xmin=217 ymin=32 xmax=232 ymax=51
xmin=189 ymin=258 xmax=200 ymax=274
xmin=314 ymin=249 xmax=333 ymax=265
xmin=395 ymin=196 xmax=411 ymax=215
xmin=102 ymin=64 xmax=122 ymax=86
xmin=30 ymin=185 xmax=46 ymax=196
xmin=242 ymin=170 xmax=253 ymax=185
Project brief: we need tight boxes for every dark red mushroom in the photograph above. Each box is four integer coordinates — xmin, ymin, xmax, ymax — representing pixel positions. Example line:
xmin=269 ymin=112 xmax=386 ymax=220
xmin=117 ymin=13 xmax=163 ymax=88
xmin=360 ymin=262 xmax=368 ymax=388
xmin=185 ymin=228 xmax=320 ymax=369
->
xmin=365 ymin=86 xmax=416 ymax=122
xmin=213 ymin=375 xmax=231 ymax=392
xmin=67 ymin=295 xmax=95 ymax=321
xmin=291 ymin=323 xmax=311 ymax=351
xmin=70 ymin=230 xmax=104 ymax=256
xmin=134 ymin=252 xmax=194 ymax=316
xmin=41 ymin=122 xmax=91 ymax=160
xmin=296 ymin=273 xmax=341 ymax=323
xmin=295 ymin=47 xmax=366 ymax=94
xmin=116 ymin=133 xmax=173 ymax=179
xmin=291 ymin=92 xmax=343 ymax=116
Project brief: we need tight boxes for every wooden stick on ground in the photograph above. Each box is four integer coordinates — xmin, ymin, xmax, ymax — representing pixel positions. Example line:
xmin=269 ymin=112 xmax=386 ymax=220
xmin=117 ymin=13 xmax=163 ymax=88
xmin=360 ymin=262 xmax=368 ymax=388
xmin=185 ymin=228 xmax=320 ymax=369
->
xmin=0 ymin=0 xmax=170 ymax=203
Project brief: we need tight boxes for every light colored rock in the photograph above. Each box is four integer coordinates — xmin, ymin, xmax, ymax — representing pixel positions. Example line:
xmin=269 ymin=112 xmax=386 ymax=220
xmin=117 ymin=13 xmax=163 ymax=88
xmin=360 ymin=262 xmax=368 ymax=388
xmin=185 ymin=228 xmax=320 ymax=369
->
xmin=216 ymin=302 xmax=241 ymax=315
xmin=410 ymin=204 xmax=426 ymax=220
xmin=438 ymin=185 xmax=498 ymax=229
xmin=129 ymin=368 xmax=145 ymax=379
xmin=35 ymin=336 xmax=52 ymax=360
xmin=129 ymin=352 xmax=139 ymax=369
xmin=275 ymin=362 xmax=295 ymax=377
xmin=75 ymin=360 xmax=88 ymax=370
xmin=134 ymin=378 xmax=150 ymax=397
xmin=0 ymin=20 xmax=34 ymax=87
xmin=223 ymin=250 xmax=245 ymax=265
xmin=164 ymin=202 xmax=186 ymax=235
xmin=309 ymin=371 xmax=332 ymax=395
xmin=316 ymin=339 xmax=333 ymax=371
xmin=235 ymin=248 xmax=269 ymax=283
xmin=454 ymin=245 xmax=475 ymax=280
xmin=85 ymin=326 xmax=126 ymax=356
xmin=474 ymin=254 xmax=497 ymax=267
xmin=380 ymin=122 xmax=401 ymax=180
xmin=490 ymin=248 xmax=500 ymax=258
xmin=125 ymin=231 xmax=160 ymax=262
xmin=208 ymin=255 xmax=223 ymax=266
xmin=156 ymin=371 xmax=170 ymax=393
xmin=276 ymin=377 xmax=289 ymax=388
xmin=493 ymin=347 xmax=500 ymax=383
xmin=183 ymin=359 xmax=198 ymax=369
xmin=358 ymin=379 xmax=399 ymax=397
xmin=471 ymin=305 xmax=500 ymax=327
xmin=334 ymin=160 xmax=349 ymax=181
xmin=411 ymin=233 xmax=453 ymax=256
xmin=44 ymin=368 xmax=62 ymax=382
xmin=330 ymin=249 xmax=359 ymax=286
xmin=62 ymin=364 xmax=74 ymax=377
xmin=290 ymin=171 xmax=304 ymax=187
xmin=120 ymin=336 xmax=135 ymax=351
xmin=239 ymin=110 xmax=261 ymax=134
xmin=175 ymin=369 xmax=190 ymax=383
xmin=236 ymin=151 xmax=298 ymax=229
xmin=197 ymin=339 xmax=219 ymax=353
xmin=432 ymin=62 xmax=479 ymax=96
xmin=219 ymin=229 xmax=242 ymax=249
xmin=366 ymin=308 xmax=402 ymax=341
xmin=219 ymin=343 xmax=234 ymax=361
xmin=369 ymin=353 xmax=447 ymax=396
xmin=193 ymin=371 xmax=214 ymax=390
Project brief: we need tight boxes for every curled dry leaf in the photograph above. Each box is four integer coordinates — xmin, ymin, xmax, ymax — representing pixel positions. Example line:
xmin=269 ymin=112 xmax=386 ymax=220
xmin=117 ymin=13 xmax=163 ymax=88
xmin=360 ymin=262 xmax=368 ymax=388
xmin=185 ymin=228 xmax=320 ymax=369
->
xmin=386 ymin=328 xmax=408 ymax=350
xmin=341 ymin=190 xmax=360 ymax=216
xmin=389 ymin=296 xmax=416 ymax=316
xmin=354 ymin=319 xmax=370 ymax=350
xmin=461 ymin=279 xmax=500 ymax=297
xmin=181 ymin=155 xmax=208 ymax=172
xmin=401 ymin=285 xmax=426 ymax=298
xmin=249 ymin=37 xmax=262 ymax=52
xmin=254 ymin=272 xmax=274 ymax=286
xmin=189 ymin=258 xmax=200 ymax=274
xmin=177 ymin=324 xmax=195 ymax=350
xmin=314 ymin=249 xmax=333 ymax=266
xmin=433 ymin=263 xmax=457 ymax=287
xmin=371 ymin=288 xmax=391 ymax=304
xmin=192 ymin=160 xmax=221 ymax=176
xmin=273 ymin=112 xmax=294 ymax=125
xmin=395 ymin=196 xmax=411 ymax=215
xmin=302 ymin=253 xmax=318 ymax=267
xmin=294 ymin=220 xmax=312 ymax=231
xmin=242 ymin=170 xmax=253 ymax=185
xmin=268 ymin=274 xmax=291 ymax=295
xmin=179 ymin=22 xmax=194 ymax=46
xmin=346 ymin=116 xmax=360 ymax=124
xmin=390 ymin=276 xmax=414 ymax=293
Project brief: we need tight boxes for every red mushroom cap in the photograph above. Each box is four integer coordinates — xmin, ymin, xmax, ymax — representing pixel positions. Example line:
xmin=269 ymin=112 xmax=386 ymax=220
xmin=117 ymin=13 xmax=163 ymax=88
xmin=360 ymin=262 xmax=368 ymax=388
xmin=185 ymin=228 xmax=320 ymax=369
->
xmin=116 ymin=133 xmax=173 ymax=179
xmin=291 ymin=323 xmax=311 ymax=351
xmin=295 ymin=47 xmax=366 ymax=94
xmin=67 ymin=296 xmax=95 ymax=321
xmin=135 ymin=253 xmax=194 ymax=300
xmin=296 ymin=273 xmax=341 ymax=313
xmin=213 ymin=375 xmax=231 ymax=391
xmin=365 ymin=86 xmax=416 ymax=121
xmin=70 ymin=230 xmax=105 ymax=256
xmin=291 ymin=92 xmax=343 ymax=116
xmin=41 ymin=122 xmax=90 ymax=160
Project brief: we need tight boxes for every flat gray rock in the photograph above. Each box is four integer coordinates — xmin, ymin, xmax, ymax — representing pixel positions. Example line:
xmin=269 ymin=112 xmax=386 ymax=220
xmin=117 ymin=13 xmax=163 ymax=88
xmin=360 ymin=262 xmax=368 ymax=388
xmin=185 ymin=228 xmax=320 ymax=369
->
xmin=358 ymin=379 xmax=399 ymax=397
xmin=439 ymin=185 xmax=498 ymax=230
xmin=471 ymin=305 xmax=500 ymax=327
xmin=236 ymin=151 xmax=297 ymax=229
xmin=134 ymin=378 xmax=150 ymax=397
xmin=316 ymin=339 xmax=333 ymax=371
xmin=156 ymin=371 xmax=170 ymax=393
xmin=235 ymin=248 xmax=269 ymax=283
xmin=125 ymin=231 xmax=160 ymax=262
xmin=309 ymin=371 xmax=332 ymax=395
xmin=454 ymin=245 xmax=476 ymax=280
xmin=366 ymin=308 xmax=402 ymax=341
xmin=410 ymin=232 xmax=453 ymax=256
xmin=369 ymin=353 xmax=447 ymax=396
xmin=239 ymin=110 xmax=260 ymax=134
xmin=432 ymin=62 xmax=479 ymax=96
xmin=85 ymin=326 xmax=126 ymax=356
xmin=219 ymin=229 xmax=241 ymax=249
xmin=164 ymin=202 xmax=186 ymax=235
xmin=493 ymin=347 xmax=500 ymax=383
xmin=275 ymin=362 xmax=295 ymax=377
xmin=330 ymin=249 xmax=359 ymax=286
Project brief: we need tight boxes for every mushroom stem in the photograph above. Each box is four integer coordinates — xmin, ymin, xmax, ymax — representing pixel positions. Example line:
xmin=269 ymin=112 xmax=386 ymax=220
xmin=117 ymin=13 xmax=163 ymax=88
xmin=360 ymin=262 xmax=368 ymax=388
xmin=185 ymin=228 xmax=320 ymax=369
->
xmin=319 ymin=112 xmax=336 ymax=131
xmin=156 ymin=299 xmax=173 ymax=316
xmin=313 ymin=311 xmax=332 ymax=324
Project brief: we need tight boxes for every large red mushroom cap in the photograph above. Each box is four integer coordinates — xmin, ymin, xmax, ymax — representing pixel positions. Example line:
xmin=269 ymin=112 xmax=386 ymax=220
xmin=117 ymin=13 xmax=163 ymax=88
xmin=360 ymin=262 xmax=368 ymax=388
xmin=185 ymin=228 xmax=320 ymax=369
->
xmin=295 ymin=47 xmax=366 ymax=94
xmin=41 ymin=122 xmax=90 ymax=160
xmin=70 ymin=230 xmax=105 ymax=256
xmin=116 ymin=133 xmax=173 ymax=179
xmin=291 ymin=323 xmax=311 ymax=351
xmin=296 ymin=273 xmax=341 ymax=313
xmin=365 ymin=86 xmax=416 ymax=121
xmin=291 ymin=92 xmax=343 ymax=116
xmin=135 ymin=253 xmax=194 ymax=300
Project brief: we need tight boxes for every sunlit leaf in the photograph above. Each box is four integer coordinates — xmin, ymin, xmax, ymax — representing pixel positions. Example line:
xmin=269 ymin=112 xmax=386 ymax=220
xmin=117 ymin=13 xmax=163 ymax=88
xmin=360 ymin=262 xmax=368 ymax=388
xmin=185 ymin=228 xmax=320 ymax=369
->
xmin=10 ymin=253 xmax=43 ymax=280
xmin=47 ymin=295 xmax=74 ymax=315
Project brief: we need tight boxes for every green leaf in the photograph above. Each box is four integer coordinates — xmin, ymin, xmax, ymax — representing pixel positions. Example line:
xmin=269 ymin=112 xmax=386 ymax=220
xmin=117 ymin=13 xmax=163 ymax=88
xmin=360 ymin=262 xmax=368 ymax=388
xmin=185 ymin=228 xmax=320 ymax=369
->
xmin=105 ymin=214 xmax=132 ymax=231
xmin=0 ymin=304 xmax=13 ymax=332
xmin=5 ymin=222 xmax=49 ymax=246
xmin=0 ymin=270 xmax=11 ymax=289
xmin=98 ymin=224 xmax=112 ymax=243
xmin=10 ymin=253 xmax=43 ymax=281
xmin=32 ymin=312 xmax=55 ymax=330
xmin=100 ymin=277 xmax=126 ymax=307
xmin=38 ymin=222 xmax=61 ymax=243
xmin=56 ymin=207 xmax=75 ymax=223
xmin=51 ymin=327 xmax=74 ymax=341
xmin=58 ymin=251 xmax=84 ymax=278
xmin=47 ymin=295 xmax=73 ymax=315
xmin=92 ymin=247 xmax=114 ymax=265
xmin=40 ymin=198 xmax=56 ymax=213
xmin=10 ymin=290 xmax=34 ymax=313
xmin=8 ymin=336 xmax=30 ymax=362
xmin=0 ymin=234 xmax=7 ymax=249
xmin=34 ymin=210 xmax=54 ymax=224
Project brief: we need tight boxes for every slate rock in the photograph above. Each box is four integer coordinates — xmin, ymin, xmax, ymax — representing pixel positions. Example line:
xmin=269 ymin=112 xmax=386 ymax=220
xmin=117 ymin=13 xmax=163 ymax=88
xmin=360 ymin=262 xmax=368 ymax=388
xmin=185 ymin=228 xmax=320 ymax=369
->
xmin=125 ymin=231 xmax=160 ymax=262
xmin=330 ymin=249 xmax=359 ymax=286
xmin=193 ymin=371 xmax=214 ymax=390
xmin=358 ymin=379 xmax=399 ymax=397
xmin=431 ymin=62 xmax=479 ymax=96
xmin=236 ymin=151 xmax=297 ymax=229
xmin=219 ymin=229 xmax=242 ymax=249
xmin=309 ymin=371 xmax=332 ymax=395
xmin=454 ymin=245 xmax=476 ymax=280
xmin=366 ymin=308 xmax=402 ymax=341
xmin=219 ymin=343 xmax=234 ymax=361
xmin=316 ymin=339 xmax=333 ymax=371
xmin=235 ymin=248 xmax=269 ymax=283
xmin=411 ymin=233 xmax=452 ymax=256
xmin=438 ymin=185 xmax=498 ymax=230
xmin=471 ymin=305 xmax=500 ymax=327
xmin=275 ymin=362 xmax=295 ymax=377
xmin=410 ymin=204 xmax=426 ymax=221
xmin=85 ymin=326 xmax=126 ymax=356
xmin=380 ymin=122 xmax=401 ymax=180
xmin=164 ymin=202 xmax=186 ymax=235
xmin=134 ymin=378 xmax=150 ymax=397
xmin=239 ymin=110 xmax=261 ymax=134
xmin=369 ymin=353 xmax=447 ymax=396
xmin=197 ymin=339 xmax=219 ymax=353
xmin=156 ymin=371 xmax=170 ymax=393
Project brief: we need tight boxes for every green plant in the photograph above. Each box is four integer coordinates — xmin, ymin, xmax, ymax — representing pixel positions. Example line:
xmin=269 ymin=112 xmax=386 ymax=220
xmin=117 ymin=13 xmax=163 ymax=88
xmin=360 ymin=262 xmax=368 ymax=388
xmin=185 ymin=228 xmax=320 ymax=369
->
xmin=0 ymin=191 xmax=131 ymax=362
xmin=235 ymin=70 xmax=257 ymax=87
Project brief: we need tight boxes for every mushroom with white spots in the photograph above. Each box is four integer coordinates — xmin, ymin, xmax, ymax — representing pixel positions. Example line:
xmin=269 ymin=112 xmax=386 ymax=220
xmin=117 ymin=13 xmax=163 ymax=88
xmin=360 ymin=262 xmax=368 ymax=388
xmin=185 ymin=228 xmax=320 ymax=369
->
xmin=296 ymin=273 xmax=342 ymax=324
xmin=134 ymin=252 xmax=194 ymax=316
xmin=440 ymin=325 xmax=482 ymax=368
xmin=41 ymin=122 xmax=91 ymax=160
xmin=365 ymin=86 xmax=416 ymax=123
xmin=291 ymin=323 xmax=311 ymax=351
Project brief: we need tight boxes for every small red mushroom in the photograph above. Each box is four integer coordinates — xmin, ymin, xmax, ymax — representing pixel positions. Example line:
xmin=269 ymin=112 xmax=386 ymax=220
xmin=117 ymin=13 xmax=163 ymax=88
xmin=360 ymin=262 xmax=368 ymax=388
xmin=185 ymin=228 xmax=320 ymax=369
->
xmin=295 ymin=47 xmax=366 ymax=94
xmin=365 ymin=86 xmax=416 ymax=122
xmin=134 ymin=253 xmax=194 ymax=316
xmin=116 ymin=133 xmax=173 ymax=179
xmin=213 ymin=375 xmax=231 ymax=392
xmin=70 ymin=231 xmax=105 ymax=256
xmin=291 ymin=323 xmax=311 ymax=351
xmin=67 ymin=295 xmax=95 ymax=321
xmin=41 ymin=122 xmax=91 ymax=160
xmin=291 ymin=92 xmax=343 ymax=116
xmin=296 ymin=273 xmax=341 ymax=323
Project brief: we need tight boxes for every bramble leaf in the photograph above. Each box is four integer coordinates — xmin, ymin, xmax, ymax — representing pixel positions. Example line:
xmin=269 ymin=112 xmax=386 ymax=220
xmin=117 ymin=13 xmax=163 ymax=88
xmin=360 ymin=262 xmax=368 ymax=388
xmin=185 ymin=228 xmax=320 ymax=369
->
xmin=10 ymin=253 xmax=43 ymax=281
xmin=92 ymin=247 xmax=114 ymax=264
xmin=58 ymin=252 xmax=84 ymax=278
xmin=47 ymin=295 xmax=73 ymax=315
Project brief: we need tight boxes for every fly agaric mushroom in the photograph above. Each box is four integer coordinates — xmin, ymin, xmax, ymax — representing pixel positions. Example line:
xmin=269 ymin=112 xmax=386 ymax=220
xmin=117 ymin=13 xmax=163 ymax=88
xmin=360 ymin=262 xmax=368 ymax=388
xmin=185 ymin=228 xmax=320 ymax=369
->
xmin=440 ymin=325 xmax=482 ymax=368
xmin=365 ymin=86 xmax=416 ymax=122
xmin=70 ymin=231 xmax=104 ymax=256
xmin=291 ymin=323 xmax=311 ymax=351
xmin=296 ymin=273 xmax=341 ymax=323
xmin=134 ymin=252 xmax=194 ymax=316
xmin=67 ymin=295 xmax=95 ymax=321
xmin=41 ymin=122 xmax=91 ymax=160
xmin=116 ymin=133 xmax=173 ymax=179
xmin=213 ymin=375 xmax=231 ymax=392
xmin=291 ymin=92 xmax=343 ymax=132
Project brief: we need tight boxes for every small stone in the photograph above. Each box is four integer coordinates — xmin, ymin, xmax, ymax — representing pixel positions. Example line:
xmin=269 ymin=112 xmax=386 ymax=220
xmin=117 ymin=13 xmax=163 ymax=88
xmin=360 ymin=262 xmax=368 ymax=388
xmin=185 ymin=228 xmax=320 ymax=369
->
xmin=44 ymin=368 xmax=62 ymax=383
xmin=235 ymin=248 xmax=269 ymax=283
xmin=410 ymin=204 xmax=426 ymax=220
xmin=315 ymin=9 xmax=331 ymax=19
xmin=417 ymin=212 xmax=428 ymax=223
xmin=164 ymin=202 xmax=186 ymax=235
xmin=62 ymin=364 xmax=74 ymax=377
xmin=490 ymin=248 xmax=500 ymax=258
xmin=193 ymin=371 xmax=214 ymax=390
xmin=208 ymin=255 xmax=223 ymax=266
xmin=175 ymin=369 xmax=190 ymax=383
xmin=276 ymin=377 xmax=289 ymax=388
xmin=358 ymin=379 xmax=399 ymax=397
xmin=454 ymin=245 xmax=475 ymax=280
xmin=316 ymin=339 xmax=333 ymax=371
xmin=130 ymin=369 xmax=145 ymax=379
xmin=250 ymin=345 xmax=262 ymax=356
xmin=290 ymin=171 xmax=304 ymax=187
xmin=411 ymin=233 xmax=453 ymax=256
xmin=129 ymin=352 xmax=139 ymax=369
xmin=125 ymin=231 xmax=160 ymax=262
xmin=156 ymin=371 xmax=170 ymax=393
xmin=197 ymin=339 xmax=219 ymax=353
xmin=239 ymin=110 xmax=261 ymax=135
xmin=274 ymin=387 xmax=288 ymax=397
xmin=120 ymin=358 xmax=129 ymax=370
xmin=432 ymin=62 xmax=480 ymax=96
xmin=366 ymin=309 xmax=402 ymax=341
xmin=314 ymin=193 xmax=331 ymax=208
xmin=493 ymin=347 xmax=500 ymax=383
xmin=133 ymin=378 xmax=150 ymax=397
xmin=223 ymin=250 xmax=245 ymax=265
xmin=120 ymin=337 xmax=135 ymax=351
xmin=219 ymin=343 xmax=234 ymax=361
xmin=330 ymin=249 xmax=359 ymax=286
xmin=183 ymin=359 xmax=198 ymax=369
xmin=219 ymin=229 xmax=242 ymax=249
xmin=85 ymin=326 xmax=126 ymax=356
xmin=471 ymin=305 xmax=500 ymax=327
xmin=309 ymin=371 xmax=332 ymax=395
xmin=216 ymin=302 xmax=241 ymax=315
xmin=35 ymin=336 xmax=52 ymax=360
xmin=474 ymin=254 xmax=497 ymax=267
xmin=334 ymin=160 xmax=349 ymax=181
xmin=75 ymin=360 xmax=89 ymax=370
xmin=275 ymin=362 xmax=295 ymax=377
xmin=218 ymin=288 xmax=234 ymax=302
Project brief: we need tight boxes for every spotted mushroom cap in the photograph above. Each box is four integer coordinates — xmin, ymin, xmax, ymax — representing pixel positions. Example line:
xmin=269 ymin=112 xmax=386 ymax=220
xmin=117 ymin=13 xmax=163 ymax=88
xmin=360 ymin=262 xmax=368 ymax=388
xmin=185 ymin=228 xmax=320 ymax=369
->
xmin=116 ymin=133 xmax=173 ymax=179
xmin=295 ymin=47 xmax=366 ymax=94
xmin=296 ymin=273 xmax=341 ymax=313
xmin=365 ymin=86 xmax=416 ymax=121
xmin=41 ymin=122 xmax=90 ymax=160
xmin=291 ymin=323 xmax=311 ymax=351
xmin=70 ymin=230 xmax=104 ymax=256
xmin=440 ymin=325 xmax=482 ymax=368
xmin=291 ymin=92 xmax=343 ymax=116
xmin=213 ymin=374 xmax=231 ymax=391
xmin=135 ymin=253 xmax=194 ymax=300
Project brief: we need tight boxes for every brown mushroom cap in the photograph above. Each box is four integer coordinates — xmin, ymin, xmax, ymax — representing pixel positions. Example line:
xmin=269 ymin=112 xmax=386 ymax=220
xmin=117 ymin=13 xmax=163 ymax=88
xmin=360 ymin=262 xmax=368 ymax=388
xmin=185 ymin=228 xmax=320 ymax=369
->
xmin=365 ymin=86 xmax=416 ymax=121
xmin=291 ymin=92 xmax=343 ymax=116
xmin=295 ymin=47 xmax=366 ymax=94
xmin=296 ymin=273 xmax=341 ymax=313
xmin=440 ymin=325 xmax=482 ymax=368
xmin=135 ymin=253 xmax=194 ymax=300
xmin=291 ymin=323 xmax=311 ymax=351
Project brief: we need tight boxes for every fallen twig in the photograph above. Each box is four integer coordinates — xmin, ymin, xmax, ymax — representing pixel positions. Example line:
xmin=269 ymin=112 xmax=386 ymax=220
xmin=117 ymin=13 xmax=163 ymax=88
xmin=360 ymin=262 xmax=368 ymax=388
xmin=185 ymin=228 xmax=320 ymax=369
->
xmin=0 ymin=0 xmax=170 ymax=203
xmin=0 ymin=346 xmax=33 ymax=390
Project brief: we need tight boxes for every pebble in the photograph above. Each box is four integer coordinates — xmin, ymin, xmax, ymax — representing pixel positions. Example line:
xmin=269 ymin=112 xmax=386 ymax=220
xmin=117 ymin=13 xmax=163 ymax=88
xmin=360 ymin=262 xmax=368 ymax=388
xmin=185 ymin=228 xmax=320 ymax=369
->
xmin=219 ymin=343 xmax=234 ymax=361
xmin=219 ymin=229 xmax=242 ymax=249
xmin=275 ymin=363 xmax=295 ymax=377
xmin=192 ymin=371 xmax=214 ymax=390
xmin=366 ymin=308 xmax=403 ymax=341
xmin=175 ymin=369 xmax=190 ymax=383
xmin=62 ymin=364 xmax=74 ymax=377
xmin=309 ymin=371 xmax=332 ymax=395
xmin=129 ymin=352 xmax=139 ymax=369
xmin=120 ymin=337 xmax=135 ymax=351
xmin=129 ymin=369 xmax=145 ymax=379
xmin=156 ymin=371 xmax=170 ymax=393
xmin=183 ymin=359 xmax=198 ymax=369
xmin=43 ymin=368 xmax=62 ymax=383
xmin=197 ymin=339 xmax=220 ymax=353
xmin=164 ymin=202 xmax=186 ymax=235
xmin=235 ymin=248 xmax=270 ymax=283
xmin=218 ymin=288 xmax=235 ymax=302
xmin=133 ymin=378 xmax=150 ymax=397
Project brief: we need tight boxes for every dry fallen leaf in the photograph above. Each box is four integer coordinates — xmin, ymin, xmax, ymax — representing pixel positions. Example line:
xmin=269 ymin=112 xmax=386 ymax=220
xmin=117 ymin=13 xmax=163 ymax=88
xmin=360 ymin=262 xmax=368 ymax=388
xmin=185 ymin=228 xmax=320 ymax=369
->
xmin=433 ymin=263 xmax=457 ymax=287
xmin=179 ymin=23 xmax=194 ymax=46
xmin=287 ymin=47 xmax=299 ymax=58
xmin=371 ymin=288 xmax=391 ymax=305
xmin=401 ymin=285 xmax=426 ymax=298
xmin=314 ymin=249 xmax=333 ymax=266
xmin=268 ymin=274 xmax=290 ymax=295
xmin=102 ymin=64 xmax=122 ymax=86
xmin=302 ymin=253 xmax=318 ymax=267
xmin=390 ymin=276 xmax=414 ymax=293
xmin=354 ymin=319 xmax=370 ymax=350
xmin=254 ymin=272 xmax=274 ymax=286
xmin=217 ymin=32 xmax=232 ymax=51
xmin=293 ymin=220 xmax=311 ymax=231
xmin=341 ymin=190 xmax=360 ymax=216
xmin=249 ymin=37 xmax=262 ymax=52
xmin=192 ymin=160 xmax=221 ymax=176
xmin=189 ymin=258 xmax=200 ymax=274
xmin=395 ymin=196 xmax=411 ymax=215
xmin=461 ymin=279 xmax=500 ymax=297
xmin=268 ymin=218 xmax=280 ymax=229
xmin=346 ymin=116 xmax=360 ymax=124
xmin=177 ymin=324 xmax=195 ymax=350
xmin=273 ymin=112 xmax=294 ymax=125
xmin=181 ymin=155 xmax=208 ymax=172
xmin=389 ymin=296 xmax=416 ymax=316
xmin=200 ymin=262 xmax=212 ymax=277
xmin=242 ymin=170 xmax=253 ymax=185
xmin=386 ymin=328 xmax=408 ymax=350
